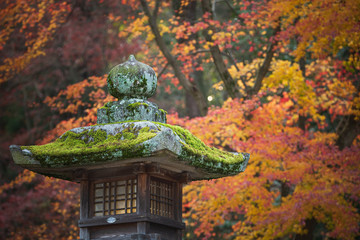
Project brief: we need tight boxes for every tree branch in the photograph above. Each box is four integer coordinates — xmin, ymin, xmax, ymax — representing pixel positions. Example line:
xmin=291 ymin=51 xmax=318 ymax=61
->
xmin=222 ymin=0 xmax=238 ymax=16
xmin=140 ymin=0 xmax=208 ymax=116
xmin=251 ymin=24 xmax=281 ymax=95
xmin=191 ymin=48 xmax=249 ymax=91
xmin=335 ymin=87 xmax=360 ymax=149
xmin=153 ymin=0 xmax=160 ymax=20
xmin=201 ymin=0 xmax=242 ymax=99
xmin=226 ymin=50 xmax=249 ymax=91
xmin=225 ymin=49 xmax=240 ymax=71
xmin=157 ymin=62 xmax=169 ymax=79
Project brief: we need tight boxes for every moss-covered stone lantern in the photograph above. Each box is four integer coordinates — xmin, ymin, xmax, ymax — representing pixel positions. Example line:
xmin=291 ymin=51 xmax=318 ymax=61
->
xmin=9 ymin=55 xmax=250 ymax=240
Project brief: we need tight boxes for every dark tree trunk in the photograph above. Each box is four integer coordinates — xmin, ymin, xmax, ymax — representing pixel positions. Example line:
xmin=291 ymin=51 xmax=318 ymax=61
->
xmin=251 ymin=24 xmax=280 ymax=96
xmin=185 ymin=92 xmax=201 ymax=118
xmin=295 ymin=218 xmax=317 ymax=240
xmin=336 ymin=114 xmax=360 ymax=150
xmin=297 ymin=56 xmax=307 ymax=131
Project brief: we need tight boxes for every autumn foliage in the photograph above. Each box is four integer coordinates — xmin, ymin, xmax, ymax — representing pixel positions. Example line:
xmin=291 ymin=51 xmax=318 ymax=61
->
xmin=0 ymin=170 xmax=79 ymax=239
xmin=0 ymin=0 xmax=70 ymax=84
xmin=1 ymin=0 xmax=359 ymax=239
xmin=177 ymin=98 xmax=360 ymax=239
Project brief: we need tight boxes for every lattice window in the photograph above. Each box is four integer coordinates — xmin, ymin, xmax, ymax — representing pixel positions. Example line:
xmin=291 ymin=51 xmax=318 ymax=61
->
xmin=94 ymin=179 xmax=137 ymax=216
xmin=150 ymin=178 xmax=174 ymax=218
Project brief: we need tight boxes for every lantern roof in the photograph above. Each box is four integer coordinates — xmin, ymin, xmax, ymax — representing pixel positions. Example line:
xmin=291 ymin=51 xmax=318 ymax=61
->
xmin=10 ymin=55 xmax=249 ymax=181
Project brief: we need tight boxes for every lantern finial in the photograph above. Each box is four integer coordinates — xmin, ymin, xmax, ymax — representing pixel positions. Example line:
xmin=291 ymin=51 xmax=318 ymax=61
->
xmin=97 ymin=55 xmax=167 ymax=124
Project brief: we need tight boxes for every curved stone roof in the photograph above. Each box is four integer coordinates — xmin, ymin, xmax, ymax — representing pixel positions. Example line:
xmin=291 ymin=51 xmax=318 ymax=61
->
xmin=10 ymin=121 xmax=249 ymax=181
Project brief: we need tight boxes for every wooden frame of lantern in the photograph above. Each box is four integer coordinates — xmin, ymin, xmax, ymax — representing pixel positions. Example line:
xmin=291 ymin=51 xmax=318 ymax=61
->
xmin=77 ymin=163 xmax=187 ymax=240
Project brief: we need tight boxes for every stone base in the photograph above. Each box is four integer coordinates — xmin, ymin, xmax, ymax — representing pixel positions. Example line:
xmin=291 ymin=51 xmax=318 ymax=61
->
xmin=97 ymin=99 xmax=166 ymax=124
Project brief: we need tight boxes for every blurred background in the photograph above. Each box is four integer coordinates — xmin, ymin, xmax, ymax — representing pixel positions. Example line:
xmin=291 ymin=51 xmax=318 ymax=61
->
xmin=0 ymin=0 xmax=359 ymax=239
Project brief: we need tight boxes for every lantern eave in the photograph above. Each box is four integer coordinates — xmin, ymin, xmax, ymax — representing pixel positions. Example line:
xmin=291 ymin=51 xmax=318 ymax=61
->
xmin=10 ymin=121 xmax=249 ymax=181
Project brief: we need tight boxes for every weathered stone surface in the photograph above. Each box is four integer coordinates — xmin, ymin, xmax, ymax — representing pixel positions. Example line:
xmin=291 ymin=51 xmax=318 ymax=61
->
xmin=100 ymin=55 xmax=166 ymax=124
xmin=97 ymin=99 xmax=166 ymax=124
xmin=9 ymin=145 xmax=39 ymax=165
xmin=10 ymin=121 xmax=250 ymax=180
xmin=107 ymin=55 xmax=157 ymax=100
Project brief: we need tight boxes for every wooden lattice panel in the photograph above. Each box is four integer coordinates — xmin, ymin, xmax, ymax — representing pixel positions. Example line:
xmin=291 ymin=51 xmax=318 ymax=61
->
xmin=94 ymin=179 xmax=137 ymax=216
xmin=150 ymin=177 xmax=174 ymax=218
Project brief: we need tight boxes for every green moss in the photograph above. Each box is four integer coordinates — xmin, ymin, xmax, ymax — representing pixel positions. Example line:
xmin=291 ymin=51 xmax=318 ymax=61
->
xmin=22 ymin=126 xmax=157 ymax=167
xmin=155 ymin=122 xmax=246 ymax=175
xmin=126 ymin=102 xmax=149 ymax=111
xmin=99 ymin=101 xmax=112 ymax=111
xmin=139 ymin=127 xmax=150 ymax=133
xmin=159 ymin=108 xmax=167 ymax=115
xmin=122 ymin=131 xmax=136 ymax=140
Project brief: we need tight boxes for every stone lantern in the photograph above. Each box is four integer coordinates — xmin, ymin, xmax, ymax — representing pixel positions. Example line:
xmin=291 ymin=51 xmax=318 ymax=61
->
xmin=10 ymin=55 xmax=249 ymax=240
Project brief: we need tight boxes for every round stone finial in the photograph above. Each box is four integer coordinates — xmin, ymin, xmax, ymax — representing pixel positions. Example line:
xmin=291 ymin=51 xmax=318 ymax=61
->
xmin=128 ymin=55 xmax=136 ymax=61
xmin=107 ymin=55 xmax=157 ymax=100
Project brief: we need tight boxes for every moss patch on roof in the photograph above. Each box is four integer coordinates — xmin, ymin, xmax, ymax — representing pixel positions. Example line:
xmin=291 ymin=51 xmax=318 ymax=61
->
xmin=157 ymin=122 xmax=244 ymax=164
xmin=20 ymin=121 xmax=248 ymax=177
xmin=156 ymin=122 xmax=247 ymax=175
xmin=22 ymin=124 xmax=158 ymax=167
